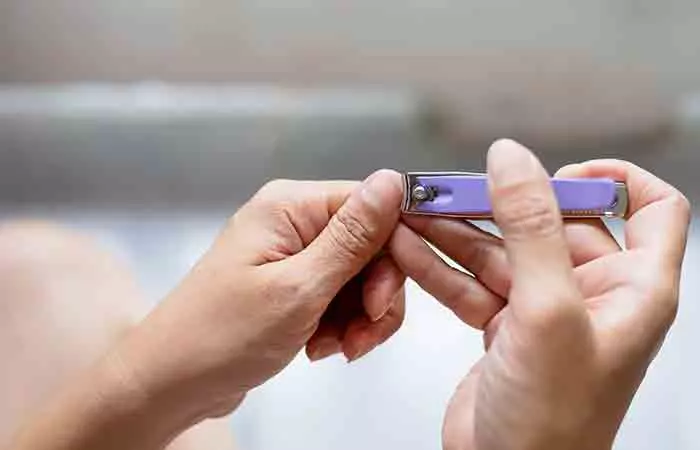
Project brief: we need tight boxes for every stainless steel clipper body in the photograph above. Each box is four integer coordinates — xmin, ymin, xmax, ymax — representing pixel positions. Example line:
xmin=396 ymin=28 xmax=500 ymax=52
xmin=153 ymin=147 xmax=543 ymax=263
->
xmin=401 ymin=172 xmax=628 ymax=219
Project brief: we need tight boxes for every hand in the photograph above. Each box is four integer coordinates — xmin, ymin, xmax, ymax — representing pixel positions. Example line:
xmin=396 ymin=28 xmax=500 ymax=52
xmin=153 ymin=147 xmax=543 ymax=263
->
xmin=390 ymin=140 xmax=691 ymax=450
xmin=14 ymin=171 xmax=413 ymax=450
xmin=118 ymin=171 xmax=411 ymax=420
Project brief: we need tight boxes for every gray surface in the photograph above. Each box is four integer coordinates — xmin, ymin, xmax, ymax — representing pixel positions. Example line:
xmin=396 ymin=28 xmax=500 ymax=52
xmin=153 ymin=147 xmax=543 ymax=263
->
xmin=3 ymin=0 xmax=700 ymax=101
xmin=1 ymin=84 xmax=700 ymax=207
xmin=0 ymin=85 xmax=429 ymax=207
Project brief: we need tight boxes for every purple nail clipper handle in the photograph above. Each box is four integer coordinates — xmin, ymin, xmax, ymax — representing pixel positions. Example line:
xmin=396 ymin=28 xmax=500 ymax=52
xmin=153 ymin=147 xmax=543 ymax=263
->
xmin=401 ymin=172 xmax=628 ymax=219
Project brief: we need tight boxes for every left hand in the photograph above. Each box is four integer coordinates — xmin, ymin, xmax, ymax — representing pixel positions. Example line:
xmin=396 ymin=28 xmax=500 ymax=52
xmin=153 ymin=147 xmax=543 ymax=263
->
xmin=14 ymin=170 xmax=431 ymax=450
xmin=116 ymin=170 xmax=416 ymax=424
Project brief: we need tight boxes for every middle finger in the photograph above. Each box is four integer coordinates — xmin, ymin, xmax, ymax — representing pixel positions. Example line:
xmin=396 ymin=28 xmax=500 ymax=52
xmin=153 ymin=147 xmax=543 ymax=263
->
xmin=402 ymin=216 xmax=511 ymax=297
xmin=389 ymin=222 xmax=505 ymax=329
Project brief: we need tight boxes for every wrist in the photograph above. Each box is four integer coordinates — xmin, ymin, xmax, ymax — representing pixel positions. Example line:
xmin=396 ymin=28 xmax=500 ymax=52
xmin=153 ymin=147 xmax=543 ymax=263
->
xmin=12 ymin=339 xmax=206 ymax=450
xmin=96 ymin=343 xmax=204 ymax=448
xmin=105 ymin=317 xmax=247 ymax=429
xmin=111 ymin=305 xmax=249 ymax=420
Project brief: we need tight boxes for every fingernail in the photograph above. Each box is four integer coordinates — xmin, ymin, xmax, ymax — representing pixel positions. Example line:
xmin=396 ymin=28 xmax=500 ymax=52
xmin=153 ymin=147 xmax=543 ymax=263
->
xmin=487 ymin=139 xmax=539 ymax=186
xmin=345 ymin=343 xmax=374 ymax=363
xmin=360 ymin=169 xmax=402 ymax=211
xmin=554 ymin=163 xmax=582 ymax=178
xmin=308 ymin=339 xmax=341 ymax=362
xmin=368 ymin=302 xmax=391 ymax=322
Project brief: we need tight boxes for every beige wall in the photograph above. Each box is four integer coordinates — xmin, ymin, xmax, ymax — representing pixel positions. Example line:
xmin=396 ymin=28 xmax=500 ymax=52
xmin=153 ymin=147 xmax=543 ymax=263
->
xmin=1 ymin=1 xmax=700 ymax=97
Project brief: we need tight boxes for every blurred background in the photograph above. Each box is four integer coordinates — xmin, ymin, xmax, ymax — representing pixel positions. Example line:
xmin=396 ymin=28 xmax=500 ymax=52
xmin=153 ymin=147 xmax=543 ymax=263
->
xmin=1 ymin=1 xmax=699 ymax=449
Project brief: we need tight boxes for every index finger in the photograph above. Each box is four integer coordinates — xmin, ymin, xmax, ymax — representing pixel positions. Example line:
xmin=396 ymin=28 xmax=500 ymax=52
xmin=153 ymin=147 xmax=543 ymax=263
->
xmin=487 ymin=139 xmax=582 ymax=315
xmin=568 ymin=159 xmax=691 ymax=270
xmin=227 ymin=179 xmax=359 ymax=264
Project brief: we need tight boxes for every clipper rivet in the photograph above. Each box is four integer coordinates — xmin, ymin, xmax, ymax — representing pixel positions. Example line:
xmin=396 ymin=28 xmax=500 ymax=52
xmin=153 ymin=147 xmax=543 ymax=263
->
xmin=411 ymin=184 xmax=433 ymax=202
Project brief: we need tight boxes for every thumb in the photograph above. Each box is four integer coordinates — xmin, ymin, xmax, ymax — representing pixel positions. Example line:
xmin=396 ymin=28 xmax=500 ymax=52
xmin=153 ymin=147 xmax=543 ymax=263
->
xmin=487 ymin=139 xmax=581 ymax=314
xmin=293 ymin=169 xmax=404 ymax=300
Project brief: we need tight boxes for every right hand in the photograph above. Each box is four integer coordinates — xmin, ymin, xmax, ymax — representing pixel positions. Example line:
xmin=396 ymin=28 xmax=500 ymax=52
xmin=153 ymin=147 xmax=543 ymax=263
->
xmin=390 ymin=139 xmax=691 ymax=449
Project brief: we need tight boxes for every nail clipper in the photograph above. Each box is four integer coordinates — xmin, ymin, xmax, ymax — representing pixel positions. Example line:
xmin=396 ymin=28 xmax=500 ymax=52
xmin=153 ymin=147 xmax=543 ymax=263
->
xmin=401 ymin=172 xmax=628 ymax=219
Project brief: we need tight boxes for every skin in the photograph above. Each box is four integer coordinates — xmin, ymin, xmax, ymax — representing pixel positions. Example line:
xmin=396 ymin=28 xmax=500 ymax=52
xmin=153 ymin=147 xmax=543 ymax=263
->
xmin=393 ymin=141 xmax=691 ymax=449
xmin=9 ymin=139 xmax=691 ymax=450
xmin=0 ymin=221 xmax=236 ymax=450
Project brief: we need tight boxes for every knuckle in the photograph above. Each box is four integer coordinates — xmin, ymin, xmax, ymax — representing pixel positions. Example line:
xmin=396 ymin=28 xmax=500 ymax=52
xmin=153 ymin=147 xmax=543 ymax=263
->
xmin=327 ymin=208 xmax=375 ymax=259
xmin=638 ymin=276 xmax=680 ymax=327
xmin=441 ymin=271 xmax=470 ymax=311
xmin=255 ymin=179 xmax=297 ymax=202
xmin=670 ymin=190 xmax=692 ymax=219
xmin=262 ymin=178 xmax=294 ymax=192
xmin=517 ymin=288 xmax=584 ymax=331
xmin=463 ymin=241 xmax=496 ymax=275
xmin=413 ymin=252 xmax=447 ymax=290
xmin=243 ymin=180 xmax=305 ymax=223
xmin=660 ymin=297 xmax=679 ymax=328
xmin=496 ymin=187 xmax=561 ymax=239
